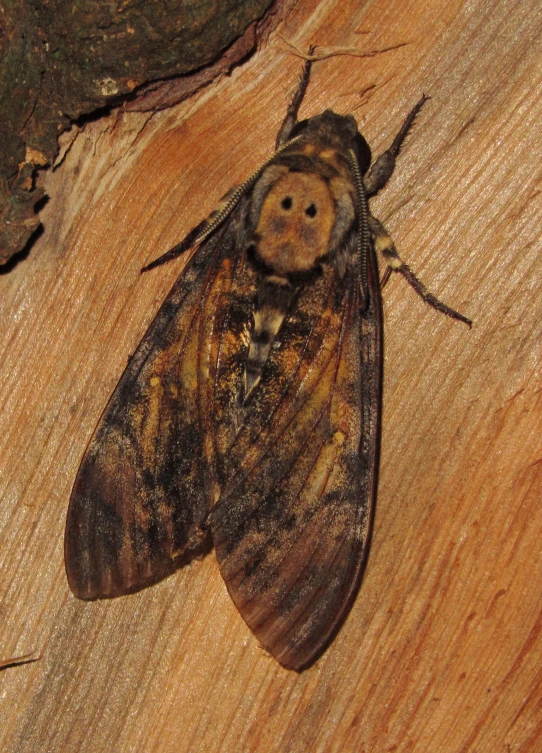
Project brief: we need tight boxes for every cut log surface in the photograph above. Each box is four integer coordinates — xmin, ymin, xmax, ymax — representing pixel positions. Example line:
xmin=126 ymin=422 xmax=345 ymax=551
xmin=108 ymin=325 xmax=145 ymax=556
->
xmin=0 ymin=1 xmax=540 ymax=751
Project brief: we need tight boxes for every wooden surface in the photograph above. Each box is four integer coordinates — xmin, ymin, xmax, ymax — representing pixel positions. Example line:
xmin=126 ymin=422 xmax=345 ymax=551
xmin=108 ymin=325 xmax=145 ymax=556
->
xmin=1 ymin=0 xmax=540 ymax=751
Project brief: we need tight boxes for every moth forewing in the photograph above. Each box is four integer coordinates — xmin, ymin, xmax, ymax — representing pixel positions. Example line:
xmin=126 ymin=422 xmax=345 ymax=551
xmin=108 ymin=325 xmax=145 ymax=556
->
xmin=66 ymin=228 xmax=241 ymax=599
xmin=66 ymin=52 xmax=469 ymax=670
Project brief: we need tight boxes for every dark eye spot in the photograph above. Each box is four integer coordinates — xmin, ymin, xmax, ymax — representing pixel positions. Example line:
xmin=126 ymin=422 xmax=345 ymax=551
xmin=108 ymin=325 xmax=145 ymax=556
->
xmin=281 ymin=196 xmax=293 ymax=210
xmin=305 ymin=204 xmax=317 ymax=218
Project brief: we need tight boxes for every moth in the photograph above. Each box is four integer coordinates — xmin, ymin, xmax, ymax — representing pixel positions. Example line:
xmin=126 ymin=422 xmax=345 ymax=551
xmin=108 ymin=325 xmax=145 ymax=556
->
xmin=65 ymin=54 xmax=471 ymax=671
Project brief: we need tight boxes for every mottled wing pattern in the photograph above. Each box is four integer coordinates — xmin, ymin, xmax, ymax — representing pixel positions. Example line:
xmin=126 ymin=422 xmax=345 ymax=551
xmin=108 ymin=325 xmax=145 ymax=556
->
xmin=210 ymin=253 xmax=382 ymax=670
xmin=66 ymin=220 xmax=255 ymax=599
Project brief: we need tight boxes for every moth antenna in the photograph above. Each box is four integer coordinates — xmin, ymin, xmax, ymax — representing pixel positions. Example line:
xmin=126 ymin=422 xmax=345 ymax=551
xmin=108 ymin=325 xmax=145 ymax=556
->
xmin=348 ymin=149 xmax=371 ymax=307
xmin=141 ymin=176 xmax=257 ymax=273
xmin=142 ymin=136 xmax=303 ymax=273
xmin=0 ymin=652 xmax=40 ymax=670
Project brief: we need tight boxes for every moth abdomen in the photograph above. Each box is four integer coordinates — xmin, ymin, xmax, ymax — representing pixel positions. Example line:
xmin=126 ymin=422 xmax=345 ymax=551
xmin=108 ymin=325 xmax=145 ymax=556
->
xmin=244 ymin=275 xmax=296 ymax=399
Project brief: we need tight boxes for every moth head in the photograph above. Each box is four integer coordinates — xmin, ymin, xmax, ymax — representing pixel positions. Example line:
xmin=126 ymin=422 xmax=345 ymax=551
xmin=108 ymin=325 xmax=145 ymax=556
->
xmin=290 ymin=110 xmax=372 ymax=175
xmin=249 ymin=164 xmax=356 ymax=277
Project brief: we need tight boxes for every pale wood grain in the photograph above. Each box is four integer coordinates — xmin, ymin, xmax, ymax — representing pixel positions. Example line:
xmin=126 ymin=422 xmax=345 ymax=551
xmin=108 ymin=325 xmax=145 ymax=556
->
xmin=1 ymin=0 xmax=540 ymax=751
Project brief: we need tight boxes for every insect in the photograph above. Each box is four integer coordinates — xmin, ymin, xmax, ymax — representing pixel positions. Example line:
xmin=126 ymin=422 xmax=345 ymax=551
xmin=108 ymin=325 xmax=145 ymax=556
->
xmin=65 ymin=52 xmax=471 ymax=671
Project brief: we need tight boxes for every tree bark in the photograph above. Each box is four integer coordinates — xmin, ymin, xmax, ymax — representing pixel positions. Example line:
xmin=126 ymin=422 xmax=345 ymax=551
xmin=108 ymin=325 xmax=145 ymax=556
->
xmin=0 ymin=0 xmax=279 ymax=263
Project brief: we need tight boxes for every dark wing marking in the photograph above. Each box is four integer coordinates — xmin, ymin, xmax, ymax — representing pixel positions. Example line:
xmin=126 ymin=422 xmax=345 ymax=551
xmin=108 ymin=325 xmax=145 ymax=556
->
xmin=66 ymin=219 xmax=256 ymax=599
xmin=210 ymin=251 xmax=382 ymax=670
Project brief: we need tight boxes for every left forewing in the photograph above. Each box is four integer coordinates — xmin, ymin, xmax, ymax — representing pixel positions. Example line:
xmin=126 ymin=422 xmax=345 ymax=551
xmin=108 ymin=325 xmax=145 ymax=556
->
xmin=66 ymin=221 xmax=255 ymax=600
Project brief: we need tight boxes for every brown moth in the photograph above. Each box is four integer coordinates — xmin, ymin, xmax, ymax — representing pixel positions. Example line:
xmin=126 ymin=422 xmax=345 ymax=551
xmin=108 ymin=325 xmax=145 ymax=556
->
xmin=65 ymin=53 xmax=470 ymax=671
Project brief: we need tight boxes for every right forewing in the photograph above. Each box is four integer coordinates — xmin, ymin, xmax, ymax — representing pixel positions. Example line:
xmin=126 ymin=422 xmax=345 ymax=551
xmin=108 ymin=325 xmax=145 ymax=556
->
xmin=211 ymin=256 xmax=382 ymax=670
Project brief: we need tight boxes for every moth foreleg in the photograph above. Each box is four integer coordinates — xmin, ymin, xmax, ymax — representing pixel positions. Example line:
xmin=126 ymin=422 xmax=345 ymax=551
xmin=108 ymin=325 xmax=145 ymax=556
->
xmin=275 ymin=50 xmax=314 ymax=148
xmin=369 ymin=215 xmax=472 ymax=326
xmin=364 ymin=95 xmax=429 ymax=197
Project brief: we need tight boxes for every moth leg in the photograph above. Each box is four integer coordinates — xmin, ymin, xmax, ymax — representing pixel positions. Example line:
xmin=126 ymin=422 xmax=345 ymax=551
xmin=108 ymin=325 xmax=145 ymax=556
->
xmin=364 ymin=95 xmax=429 ymax=197
xmin=369 ymin=215 xmax=472 ymax=326
xmin=275 ymin=50 xmax=315 ymax=148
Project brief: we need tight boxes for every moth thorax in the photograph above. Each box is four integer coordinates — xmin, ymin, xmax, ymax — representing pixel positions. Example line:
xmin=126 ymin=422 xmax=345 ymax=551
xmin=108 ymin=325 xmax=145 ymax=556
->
xmin=255 ymin=172 xmax=335 ymax=275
